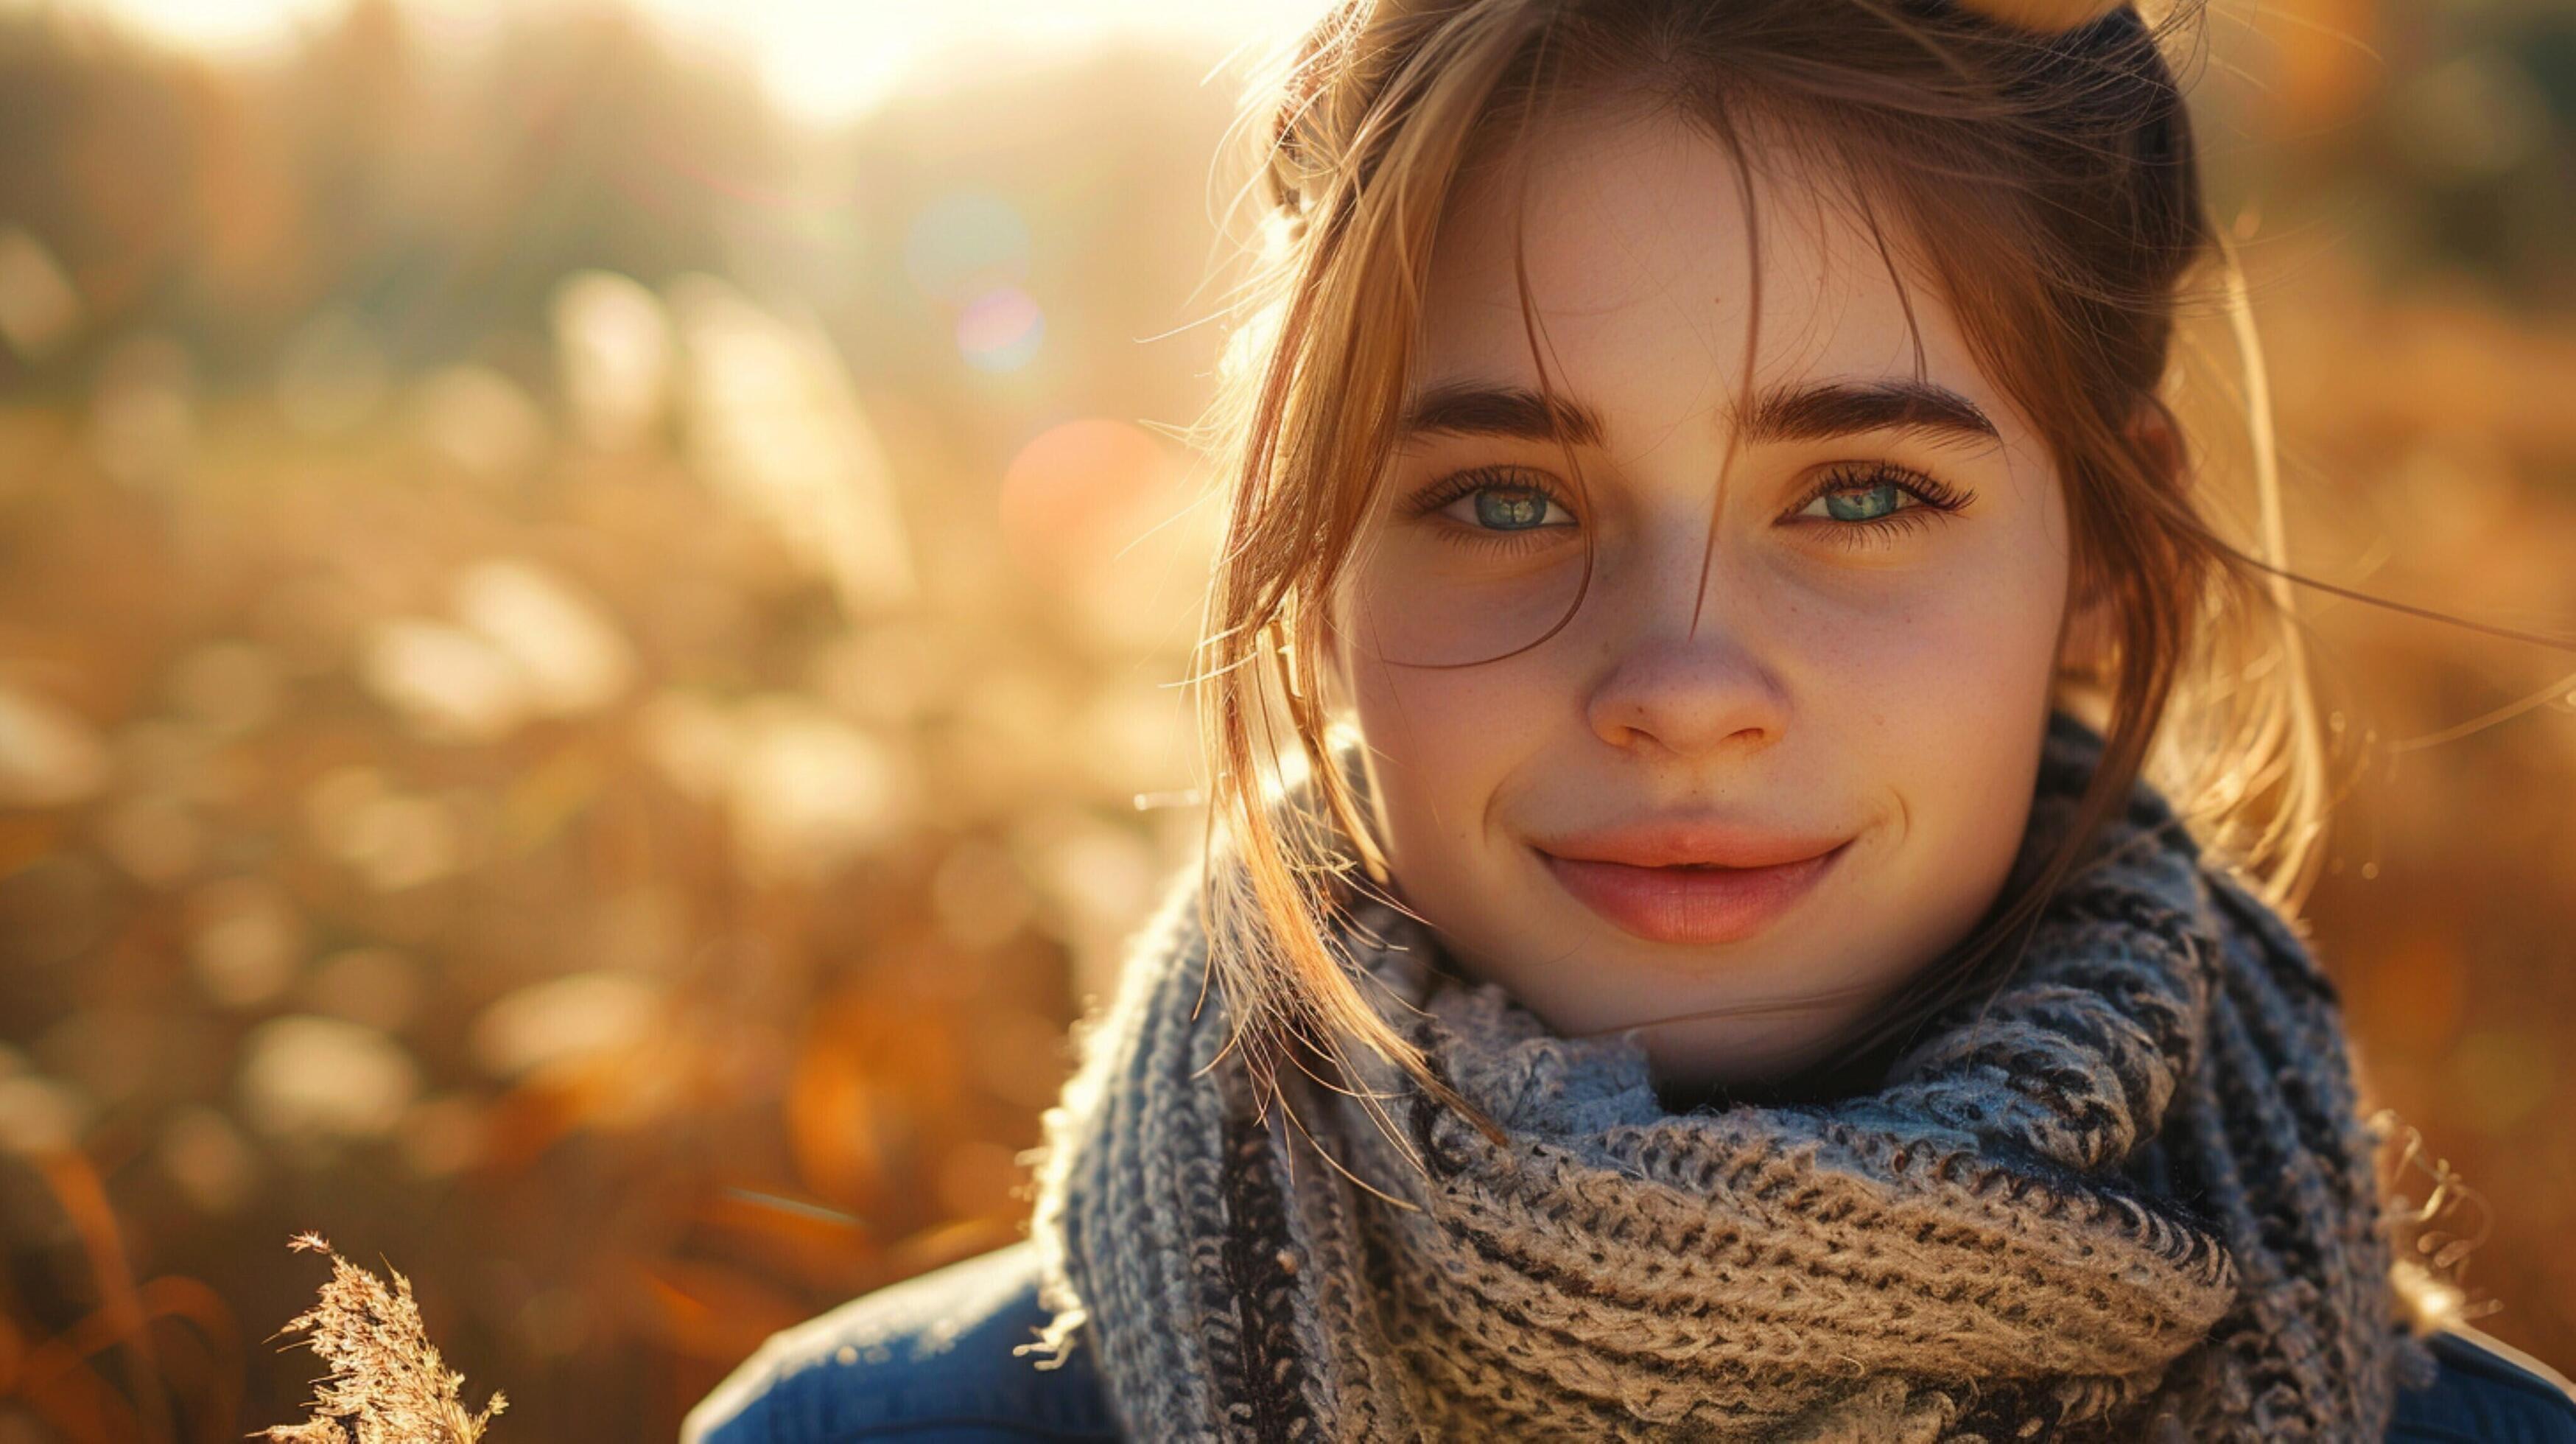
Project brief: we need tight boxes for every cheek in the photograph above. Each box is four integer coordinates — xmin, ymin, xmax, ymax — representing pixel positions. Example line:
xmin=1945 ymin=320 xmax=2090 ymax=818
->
xmin=1342 ymin=644 xmax=1549 ymax=785
xmin=1338 ymin=641 xmax=1560 ymax=878
xmin=1794 ymin=490 xmax=2068 ymax=712
xmin=1828 ymin=575 xmax=2062 ymax=723
xmin=1333 ymin=545 xmax=1555 ymax=760
xmin=1803 ymin=518 xmax=2066 ymax=903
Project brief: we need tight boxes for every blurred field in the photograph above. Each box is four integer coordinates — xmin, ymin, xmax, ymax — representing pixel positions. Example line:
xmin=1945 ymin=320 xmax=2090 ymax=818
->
xmin=0 ymin=1 xmax=2569 ymax=1438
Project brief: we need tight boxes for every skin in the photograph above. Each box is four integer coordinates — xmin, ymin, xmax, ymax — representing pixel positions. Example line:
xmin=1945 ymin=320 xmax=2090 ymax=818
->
xmin=1322 ymin=101 xmax=2112 ymax=1098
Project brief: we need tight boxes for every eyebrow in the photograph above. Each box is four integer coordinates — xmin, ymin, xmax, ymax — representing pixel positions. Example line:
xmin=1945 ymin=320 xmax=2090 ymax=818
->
xmin=1397 ymin=377 xmax=2001 ymax=449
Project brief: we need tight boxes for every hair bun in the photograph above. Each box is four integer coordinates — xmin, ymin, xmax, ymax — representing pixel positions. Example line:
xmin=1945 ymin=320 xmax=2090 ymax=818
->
xmin=1266 ymin=0 xmax=1369 ymax=226
xmin=1938 ymin=0 xmax=2128 ymax=32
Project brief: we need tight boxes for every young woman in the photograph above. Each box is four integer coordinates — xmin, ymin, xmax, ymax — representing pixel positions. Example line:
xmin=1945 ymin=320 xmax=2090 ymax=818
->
xmin=686 ymin=0 xmax=2576 ymax=1438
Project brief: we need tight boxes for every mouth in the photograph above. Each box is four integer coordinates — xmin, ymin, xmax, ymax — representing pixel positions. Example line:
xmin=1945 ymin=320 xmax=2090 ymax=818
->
xmin=1534 ymin=838 xmax=1849 ymax=946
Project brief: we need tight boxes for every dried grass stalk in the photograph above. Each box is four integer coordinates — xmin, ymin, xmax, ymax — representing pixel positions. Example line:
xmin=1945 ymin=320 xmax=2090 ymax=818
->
xmin=262 ymin=1232 xmax=510 ymax=1444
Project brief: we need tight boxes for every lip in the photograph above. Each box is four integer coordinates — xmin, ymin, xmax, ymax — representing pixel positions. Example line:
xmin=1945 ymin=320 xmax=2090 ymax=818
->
xmin=1534 ymin=832 xmax=1849 ymax=946
xmin=1537 ymin=818 xmax=1852 ymax=871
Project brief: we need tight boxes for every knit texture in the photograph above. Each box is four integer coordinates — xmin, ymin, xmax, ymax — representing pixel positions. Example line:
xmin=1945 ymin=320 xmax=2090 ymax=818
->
xmin=1025 ymin=709 xmax=2440 ymax=1440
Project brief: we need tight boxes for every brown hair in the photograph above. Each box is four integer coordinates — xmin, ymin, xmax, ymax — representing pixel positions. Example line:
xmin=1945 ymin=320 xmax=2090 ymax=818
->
xmin=1172 ymin=0 xmax=2380 ymax=1146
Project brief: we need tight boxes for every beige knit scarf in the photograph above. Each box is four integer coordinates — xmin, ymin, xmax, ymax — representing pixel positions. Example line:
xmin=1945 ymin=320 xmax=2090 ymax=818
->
xmin=1025 ymin=710 xmax=2440 ymax=1440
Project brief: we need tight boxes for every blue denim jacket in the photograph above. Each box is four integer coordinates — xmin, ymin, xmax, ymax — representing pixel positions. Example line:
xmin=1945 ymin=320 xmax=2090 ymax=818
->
xmin=681 ymin=1241 xmax=2576 ymax=1443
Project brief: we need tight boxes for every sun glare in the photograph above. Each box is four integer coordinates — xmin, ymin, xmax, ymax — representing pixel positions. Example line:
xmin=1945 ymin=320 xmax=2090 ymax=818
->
xmin=70 ymin=0 xmax=1334 ymax=120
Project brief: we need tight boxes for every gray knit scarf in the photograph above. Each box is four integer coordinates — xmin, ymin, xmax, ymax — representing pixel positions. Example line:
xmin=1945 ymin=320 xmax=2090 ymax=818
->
xmin=1025 ymin=709 xmax=2440 ymax=1440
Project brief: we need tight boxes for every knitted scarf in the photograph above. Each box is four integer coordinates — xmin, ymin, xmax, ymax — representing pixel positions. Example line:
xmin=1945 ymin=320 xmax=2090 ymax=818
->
xmin=1025 ymin=709 xmax=2440 ymax=1440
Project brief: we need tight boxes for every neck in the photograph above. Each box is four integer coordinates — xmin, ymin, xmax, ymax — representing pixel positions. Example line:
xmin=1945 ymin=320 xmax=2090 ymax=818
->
xmin=1650 ymin=1025 xmax=1912 ymax=1112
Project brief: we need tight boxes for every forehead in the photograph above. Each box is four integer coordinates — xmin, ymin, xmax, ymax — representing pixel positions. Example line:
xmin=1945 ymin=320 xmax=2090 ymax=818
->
xmin=1417 ymin=101 xmax=2018 ymax=444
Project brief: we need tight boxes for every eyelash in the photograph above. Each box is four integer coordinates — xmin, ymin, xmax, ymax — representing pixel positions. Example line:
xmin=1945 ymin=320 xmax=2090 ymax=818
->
xmin=1403 ymin=463 xmax=1971 ymax=555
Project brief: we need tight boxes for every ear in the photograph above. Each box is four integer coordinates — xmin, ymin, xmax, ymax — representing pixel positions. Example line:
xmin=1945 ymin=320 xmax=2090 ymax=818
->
xmin=2057 ymin=402 xmax=2180 ymax=682
xmin=2057 ymin=558 xmax=2117 ymax=685
xmin=1315 ymin=608 xmax=1355 ymax=716
xmin=2127 ymin=399 xmax=2184 ymax=494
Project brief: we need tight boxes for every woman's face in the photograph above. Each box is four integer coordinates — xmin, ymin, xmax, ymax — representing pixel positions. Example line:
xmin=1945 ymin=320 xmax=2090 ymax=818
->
xmin=1325 ymin=103 xmax=2082 ymax=1095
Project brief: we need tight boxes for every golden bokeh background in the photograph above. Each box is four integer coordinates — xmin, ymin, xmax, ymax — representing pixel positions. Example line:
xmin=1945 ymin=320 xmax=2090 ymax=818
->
xmin=0 ymin=0 xmax=2569 ymax=1437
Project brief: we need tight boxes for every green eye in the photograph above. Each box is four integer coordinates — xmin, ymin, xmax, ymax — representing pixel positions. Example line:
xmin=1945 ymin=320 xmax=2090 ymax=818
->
xmin=1812 ymin=480 xmax=1908 ymax=522
xmin=1403 ymin=467 xmax=1579 ymax=557
xmin=1788 ymin=464 xmax=1973 ymax=554
xmin=1471 ymin=488 xmax=1554 ymax=530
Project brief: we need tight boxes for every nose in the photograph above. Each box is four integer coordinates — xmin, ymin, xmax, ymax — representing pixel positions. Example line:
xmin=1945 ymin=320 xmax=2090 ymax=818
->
xmin=1584 ymin=545 xmax=1789 ymax=759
